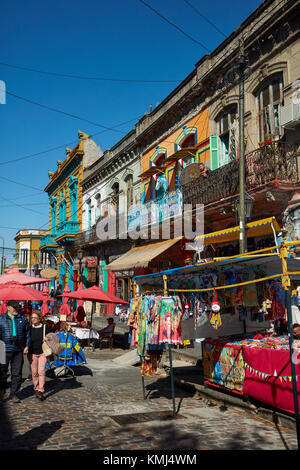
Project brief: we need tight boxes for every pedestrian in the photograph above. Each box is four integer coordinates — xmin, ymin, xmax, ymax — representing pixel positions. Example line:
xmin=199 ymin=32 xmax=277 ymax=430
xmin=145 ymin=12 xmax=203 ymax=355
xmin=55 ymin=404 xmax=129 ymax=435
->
xmin=28 ymin=311 xmax=51 ymax=401
xmin=0 ymin=300 xmax=31 ymax=403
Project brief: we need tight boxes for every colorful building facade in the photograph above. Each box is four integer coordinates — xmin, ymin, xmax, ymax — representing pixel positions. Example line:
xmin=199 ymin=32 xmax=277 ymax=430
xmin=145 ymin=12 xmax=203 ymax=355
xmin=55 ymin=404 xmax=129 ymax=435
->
xmin=40 ymin=131 xmax=102 ymax=292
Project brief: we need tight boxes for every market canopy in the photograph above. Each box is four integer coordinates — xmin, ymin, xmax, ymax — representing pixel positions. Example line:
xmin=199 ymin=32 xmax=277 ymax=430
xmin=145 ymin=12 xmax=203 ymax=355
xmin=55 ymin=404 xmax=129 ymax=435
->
xmin=195 ymin=217 xmax=281 ymax=245
xmin=0 ymin=268 xmax=51 ymax=286
xmin=104 ymin=237 xmax=183 ymax=271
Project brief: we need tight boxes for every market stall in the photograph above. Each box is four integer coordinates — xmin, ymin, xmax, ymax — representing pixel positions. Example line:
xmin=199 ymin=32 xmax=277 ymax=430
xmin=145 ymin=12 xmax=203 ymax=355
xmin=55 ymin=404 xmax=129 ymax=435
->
xmin=132 ymin=241 xmax=300 ymax=429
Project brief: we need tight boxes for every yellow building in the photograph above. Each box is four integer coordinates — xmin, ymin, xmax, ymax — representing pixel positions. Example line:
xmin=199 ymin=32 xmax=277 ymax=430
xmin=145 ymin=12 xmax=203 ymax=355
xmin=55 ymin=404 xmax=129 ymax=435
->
xmin=14 ymin=229 xmax=49 ymax=273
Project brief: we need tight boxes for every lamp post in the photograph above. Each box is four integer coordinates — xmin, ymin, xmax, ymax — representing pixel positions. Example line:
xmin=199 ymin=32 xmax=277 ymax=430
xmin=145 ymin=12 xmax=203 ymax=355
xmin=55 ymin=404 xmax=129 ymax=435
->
xmin=236 ymin=192 xmax=254 ymax=253
xmin=77 ymin=248 xmax=84 ymax=285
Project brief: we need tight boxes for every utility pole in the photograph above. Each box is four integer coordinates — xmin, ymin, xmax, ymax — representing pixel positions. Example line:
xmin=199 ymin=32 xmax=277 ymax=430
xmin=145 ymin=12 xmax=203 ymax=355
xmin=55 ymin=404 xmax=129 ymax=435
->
xmin=238 ymin=38 xmax=247 ymax=254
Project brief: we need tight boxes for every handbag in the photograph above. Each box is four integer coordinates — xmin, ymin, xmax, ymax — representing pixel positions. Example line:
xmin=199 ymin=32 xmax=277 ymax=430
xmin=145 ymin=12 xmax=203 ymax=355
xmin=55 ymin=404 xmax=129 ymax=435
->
xmin=42 ymin=324 xmax=53 ymax=358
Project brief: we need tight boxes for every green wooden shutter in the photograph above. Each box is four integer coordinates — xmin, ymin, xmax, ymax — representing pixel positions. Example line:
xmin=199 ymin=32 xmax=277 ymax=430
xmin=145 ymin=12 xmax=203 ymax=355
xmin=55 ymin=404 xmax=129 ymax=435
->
xmin=210 ymin=136 xmax=220 ymax=170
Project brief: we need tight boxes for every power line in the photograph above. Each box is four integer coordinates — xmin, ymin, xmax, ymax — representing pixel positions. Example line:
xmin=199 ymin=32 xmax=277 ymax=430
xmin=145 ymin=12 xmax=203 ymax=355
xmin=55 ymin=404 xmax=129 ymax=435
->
xmin=0 ymin=193 xmax=45 ymax=216
xmin=0 ymin=175 xmax=44 ymax=192
xmin=0 ymin=115 xmax=142 ymax=167
xmin=0 ymin=61 xmax=182 ymax=83
xmin=0 ymin=203 xmax=48 ymax=208
xmin=4 ymin=89 xmax=136 ymax=134
xmin=137 ymin=0 xmax=212 ymax=52
xmin=182 ymin=0 xmax=227 ymax=38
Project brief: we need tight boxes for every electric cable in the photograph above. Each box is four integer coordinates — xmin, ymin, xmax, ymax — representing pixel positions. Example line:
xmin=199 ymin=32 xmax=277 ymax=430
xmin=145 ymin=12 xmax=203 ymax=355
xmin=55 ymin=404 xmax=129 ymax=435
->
xmin=182 ymin=0 xmax=227 ymax=38
xmin=0 ymin=61 xmax=181 ymax=83
xmin=4 ymin=89 xmax=135 ymax=134
xmin=0 ymin=115 xmax=142 ymax=166
xmin=0 ymin=193 xmax=45 ymax=216
xmin=0 ymin=175 xmax=44 ymax=192
xmin=137 ymin=0 xmax=211 ymax=52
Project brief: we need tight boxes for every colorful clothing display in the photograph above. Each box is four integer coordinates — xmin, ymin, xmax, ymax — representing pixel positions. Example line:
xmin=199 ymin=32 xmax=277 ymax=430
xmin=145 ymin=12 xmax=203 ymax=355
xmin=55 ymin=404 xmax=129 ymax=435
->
xmin=47 ymin=331 xmax=86 ymax=368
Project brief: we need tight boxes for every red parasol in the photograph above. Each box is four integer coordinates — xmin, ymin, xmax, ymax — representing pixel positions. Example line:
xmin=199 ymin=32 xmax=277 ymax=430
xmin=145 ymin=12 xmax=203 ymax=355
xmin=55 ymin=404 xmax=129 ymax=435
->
xmin=59 ymin=285 xmax=72 ymax=318
xmin=66 ymin=285 xmax=129 ymax=304
xmin=0 ymin=268 xmax=51 ymax=286
xmin=0 ymin=281 xmax=46 ymax=301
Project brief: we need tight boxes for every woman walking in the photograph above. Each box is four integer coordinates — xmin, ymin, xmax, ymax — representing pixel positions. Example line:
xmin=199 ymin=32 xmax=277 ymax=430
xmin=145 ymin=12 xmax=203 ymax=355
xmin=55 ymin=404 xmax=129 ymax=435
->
xmin=28 ymin=311 xmax=51 ymax=401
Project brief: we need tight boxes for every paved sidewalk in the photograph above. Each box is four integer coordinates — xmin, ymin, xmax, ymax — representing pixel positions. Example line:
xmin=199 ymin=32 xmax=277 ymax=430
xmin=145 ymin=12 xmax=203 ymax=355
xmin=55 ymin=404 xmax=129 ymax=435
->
xmin=0 ymin=349 xmax=298 ymax=450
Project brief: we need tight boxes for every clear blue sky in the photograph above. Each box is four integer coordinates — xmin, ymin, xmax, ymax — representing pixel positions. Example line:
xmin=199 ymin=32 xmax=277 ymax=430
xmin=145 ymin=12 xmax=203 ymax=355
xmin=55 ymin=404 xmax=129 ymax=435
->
xmin=0 ymin=0 xmax=263 ymax=248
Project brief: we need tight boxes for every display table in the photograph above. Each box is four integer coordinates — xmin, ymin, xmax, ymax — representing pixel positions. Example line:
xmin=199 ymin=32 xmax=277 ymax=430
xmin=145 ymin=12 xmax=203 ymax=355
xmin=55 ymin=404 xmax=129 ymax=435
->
xmin=243 ymin=339 xmax=300 ymax=414
xmin=71 ymin=327 xmax=99 ymax=340
xmin=202 ymin=337 xmax=252 ymax=394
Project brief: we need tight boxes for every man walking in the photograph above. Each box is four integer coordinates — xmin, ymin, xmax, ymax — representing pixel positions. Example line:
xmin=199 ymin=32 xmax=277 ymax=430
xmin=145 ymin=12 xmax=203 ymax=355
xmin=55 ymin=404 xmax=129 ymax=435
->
xmin=0 ymin=300 xmax=31 ymax=403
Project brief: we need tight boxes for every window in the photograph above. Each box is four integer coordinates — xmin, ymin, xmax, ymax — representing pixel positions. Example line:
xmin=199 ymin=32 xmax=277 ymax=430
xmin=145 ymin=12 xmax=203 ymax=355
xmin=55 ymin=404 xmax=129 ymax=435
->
xmin=87 ymin=199 xmax=92 ymax=230
xmin=180 ymin=134 xmax=197 ymax=167
xmin=20 ymin=249 xmax=28 ymax=266
xmin=125 ymin=175 xmax=133 ymax=211
xmin=256 ymin=74 xmax=283 ymax=141
xmin=216 ymin=105 xmax=238 ymax=168
xmin=95 ymin=193 xmax=101 ymax=221
xmin=111 ymin=183 xmax=119 ymax=216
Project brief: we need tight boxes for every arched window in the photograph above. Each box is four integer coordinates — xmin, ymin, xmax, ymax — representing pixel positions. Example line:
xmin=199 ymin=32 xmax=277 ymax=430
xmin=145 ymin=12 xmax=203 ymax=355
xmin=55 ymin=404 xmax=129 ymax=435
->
xmin=255 ymin=73 xmax=283 ymax=141
xmin=111 ymin=182 xmax=120 ymax=216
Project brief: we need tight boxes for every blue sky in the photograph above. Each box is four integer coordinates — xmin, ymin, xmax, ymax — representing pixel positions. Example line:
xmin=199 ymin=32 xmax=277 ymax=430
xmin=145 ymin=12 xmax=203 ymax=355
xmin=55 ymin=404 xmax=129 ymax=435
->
xmin=0 ymin=0 xmax=263 ymax=248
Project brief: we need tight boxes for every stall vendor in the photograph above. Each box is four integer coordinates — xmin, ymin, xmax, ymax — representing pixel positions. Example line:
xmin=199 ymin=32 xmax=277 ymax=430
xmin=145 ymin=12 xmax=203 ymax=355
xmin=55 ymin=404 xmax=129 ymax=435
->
xmin=293 ymin=323 xmax=300 ymax=339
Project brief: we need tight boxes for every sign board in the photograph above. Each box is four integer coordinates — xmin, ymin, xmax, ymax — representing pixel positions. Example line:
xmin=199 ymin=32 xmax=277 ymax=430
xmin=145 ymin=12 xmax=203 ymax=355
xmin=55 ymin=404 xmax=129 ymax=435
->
xmin=73 ymin=256 xmax=98 ymax=269
xmin=40 ymin=268 xmax=57 ymax=278
xmin=179 ymin=163 xmax=202 ymax=186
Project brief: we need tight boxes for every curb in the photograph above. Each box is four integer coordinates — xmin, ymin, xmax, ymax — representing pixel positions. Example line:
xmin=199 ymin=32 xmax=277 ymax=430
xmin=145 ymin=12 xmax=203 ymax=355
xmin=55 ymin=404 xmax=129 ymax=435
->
xmin=172 ymin=376 xmax=297 ymax=431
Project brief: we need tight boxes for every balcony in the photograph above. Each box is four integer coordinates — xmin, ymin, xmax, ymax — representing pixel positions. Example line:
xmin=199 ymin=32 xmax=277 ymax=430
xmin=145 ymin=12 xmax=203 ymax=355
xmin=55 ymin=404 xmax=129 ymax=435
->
xmin=55 ymin=221 xmax=79 ymax=244
xmin=182 ymin=142 xmax=300 ymax=206
xmin=140 ymin=189 xmax=182 ymax=228
xmin=40 ymin=233 xmax=58 ymax=249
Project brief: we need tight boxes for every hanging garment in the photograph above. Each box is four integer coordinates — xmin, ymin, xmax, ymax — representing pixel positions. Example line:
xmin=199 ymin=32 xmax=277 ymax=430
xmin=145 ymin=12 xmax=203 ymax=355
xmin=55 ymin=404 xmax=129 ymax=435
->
xmin=242 ymin=269 xmax=258 ymax=307
xmin=158 ymin=296 xmax=183 ymax=345
xmin=270 ymin=281 xmax=286 ymax=320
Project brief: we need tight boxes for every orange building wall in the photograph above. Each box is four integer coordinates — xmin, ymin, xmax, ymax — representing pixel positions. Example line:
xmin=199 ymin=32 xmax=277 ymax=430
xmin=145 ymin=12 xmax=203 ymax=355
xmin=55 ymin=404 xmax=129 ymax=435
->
xmin=141 ymin=108 xmax=209 ymax=173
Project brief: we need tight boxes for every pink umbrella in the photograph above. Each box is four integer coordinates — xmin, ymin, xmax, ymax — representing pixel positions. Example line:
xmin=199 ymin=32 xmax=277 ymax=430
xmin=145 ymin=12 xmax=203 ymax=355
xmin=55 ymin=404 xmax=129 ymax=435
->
xmin=41 ymin=285 xmax=50 ymax=316
xmin=0 ymin=282 xmax=46 ymax=301
xmin=59 ymin=285 xmax=72 ymax=318
xmin=0 ymin=301 xmax=7 ymax=315
xmin=0 ymin=268 xmax=51 ymax=286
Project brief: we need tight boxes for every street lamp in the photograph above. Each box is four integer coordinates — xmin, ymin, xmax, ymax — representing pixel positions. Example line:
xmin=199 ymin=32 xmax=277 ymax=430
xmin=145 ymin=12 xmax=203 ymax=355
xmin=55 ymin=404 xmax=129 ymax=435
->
xmin=77 ymin=248 xmax=84 ymax=284
xmin=236 ymin=192 xmax=254 ymax=252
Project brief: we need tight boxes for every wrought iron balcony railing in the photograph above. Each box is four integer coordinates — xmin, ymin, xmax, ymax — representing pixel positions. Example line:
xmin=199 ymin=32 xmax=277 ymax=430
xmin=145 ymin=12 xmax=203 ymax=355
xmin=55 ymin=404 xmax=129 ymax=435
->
xmin=55 ymin=221 xmax=79 ymax=240
xmin=182 ymin=142 xmax=300 ymax=206
xmin=40 ymin=233 xmax=58 ymax=248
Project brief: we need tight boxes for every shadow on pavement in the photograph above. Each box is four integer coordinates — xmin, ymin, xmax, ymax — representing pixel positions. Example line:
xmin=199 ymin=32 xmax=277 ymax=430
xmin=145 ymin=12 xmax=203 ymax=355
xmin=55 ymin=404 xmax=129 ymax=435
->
xmin=144 ymin=376 xmax=197 ymax=401
xmin=0 ymin=420 xmax=64 ymax=450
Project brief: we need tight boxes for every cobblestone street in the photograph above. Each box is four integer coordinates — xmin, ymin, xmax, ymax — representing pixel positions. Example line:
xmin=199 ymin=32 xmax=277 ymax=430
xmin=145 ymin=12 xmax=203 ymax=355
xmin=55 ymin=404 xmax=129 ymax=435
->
xmin=0 ymin=348 xmax=298 ymax=451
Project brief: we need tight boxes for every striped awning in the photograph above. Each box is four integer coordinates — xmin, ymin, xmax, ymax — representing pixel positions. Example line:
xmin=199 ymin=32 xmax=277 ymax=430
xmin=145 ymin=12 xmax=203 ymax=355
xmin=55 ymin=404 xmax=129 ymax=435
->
xmin=104 ymin=237 xmax=183 ymax=271
xmin=195 ymin=217 xmax=281 ymax=245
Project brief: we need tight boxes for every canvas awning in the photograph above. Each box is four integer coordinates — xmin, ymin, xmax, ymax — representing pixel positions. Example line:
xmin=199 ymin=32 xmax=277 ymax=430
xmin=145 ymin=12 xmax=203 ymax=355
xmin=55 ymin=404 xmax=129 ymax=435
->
xmin=195 ymin=217 xmax=281 ymax=245
xmin=104 ymin=237 xmax=183 ymax=271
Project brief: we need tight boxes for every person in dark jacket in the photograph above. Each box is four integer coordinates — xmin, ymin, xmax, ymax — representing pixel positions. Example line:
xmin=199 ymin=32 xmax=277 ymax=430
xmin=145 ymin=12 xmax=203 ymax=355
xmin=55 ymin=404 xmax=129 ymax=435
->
xmin=0 ymin=300 xmax=31 ymax=403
